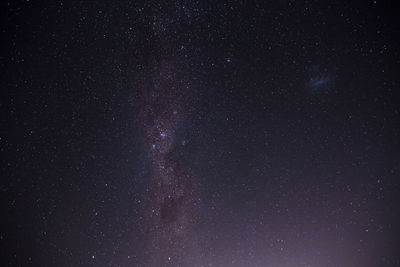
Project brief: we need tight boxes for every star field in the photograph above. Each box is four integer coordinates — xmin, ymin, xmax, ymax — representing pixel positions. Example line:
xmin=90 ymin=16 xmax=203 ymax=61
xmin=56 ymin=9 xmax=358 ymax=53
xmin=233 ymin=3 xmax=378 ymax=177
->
xmin=1 ymin=1 xmax=400 ymax=266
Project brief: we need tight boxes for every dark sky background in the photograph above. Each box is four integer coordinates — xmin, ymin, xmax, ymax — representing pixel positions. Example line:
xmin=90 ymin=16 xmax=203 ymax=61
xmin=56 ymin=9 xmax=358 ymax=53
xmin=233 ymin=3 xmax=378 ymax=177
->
xmin=1 ymin=1 xmax=400 ymax=266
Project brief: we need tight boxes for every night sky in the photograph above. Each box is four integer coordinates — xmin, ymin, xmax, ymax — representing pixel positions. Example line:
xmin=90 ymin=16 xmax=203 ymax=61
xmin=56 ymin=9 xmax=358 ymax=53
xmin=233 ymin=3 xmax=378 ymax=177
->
xmin=2 ymin=1 xmax=400 ymax=266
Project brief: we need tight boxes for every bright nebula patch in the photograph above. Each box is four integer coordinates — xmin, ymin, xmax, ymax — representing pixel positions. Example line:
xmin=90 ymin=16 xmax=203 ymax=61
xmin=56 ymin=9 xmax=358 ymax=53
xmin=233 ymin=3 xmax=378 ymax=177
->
xmin=309 ymin=76 xmax=331 ymax=87
xmin=306 ymin=66 xmax=334 ymax=94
